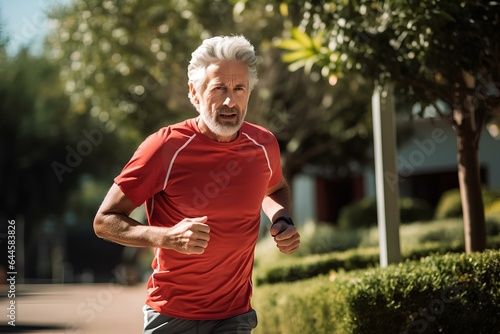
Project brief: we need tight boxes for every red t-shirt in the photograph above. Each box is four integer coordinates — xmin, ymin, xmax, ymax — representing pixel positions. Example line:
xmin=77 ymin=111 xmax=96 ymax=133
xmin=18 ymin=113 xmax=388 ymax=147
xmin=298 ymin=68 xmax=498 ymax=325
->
xmin=114 ymin=118 xmax=283 ymax=320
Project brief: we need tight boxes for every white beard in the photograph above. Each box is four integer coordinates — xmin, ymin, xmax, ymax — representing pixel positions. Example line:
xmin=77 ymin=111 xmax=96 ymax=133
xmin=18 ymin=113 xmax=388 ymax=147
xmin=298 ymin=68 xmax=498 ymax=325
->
xmin=199 ymin=106 xmax=247 ymax=138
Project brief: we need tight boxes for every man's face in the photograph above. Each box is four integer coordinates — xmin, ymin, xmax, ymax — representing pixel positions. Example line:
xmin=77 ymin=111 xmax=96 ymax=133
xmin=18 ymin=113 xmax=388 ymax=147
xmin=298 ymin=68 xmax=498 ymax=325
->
xmin=191 ymin=61 xmax=250 ymax=142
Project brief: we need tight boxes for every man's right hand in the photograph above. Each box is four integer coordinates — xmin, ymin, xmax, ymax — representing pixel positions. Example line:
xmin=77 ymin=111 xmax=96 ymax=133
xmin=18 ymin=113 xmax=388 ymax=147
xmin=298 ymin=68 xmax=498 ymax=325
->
xmin=164 ymin=217 xmax=210 ymax=254
xmin=94 ymin=184 xmax=211 ymax=253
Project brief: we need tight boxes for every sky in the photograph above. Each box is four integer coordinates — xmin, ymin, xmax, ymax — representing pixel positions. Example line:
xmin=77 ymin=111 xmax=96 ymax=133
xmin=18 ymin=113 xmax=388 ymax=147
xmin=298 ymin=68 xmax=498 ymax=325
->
xmin=1 ymin=0 xmax=69 ymax=55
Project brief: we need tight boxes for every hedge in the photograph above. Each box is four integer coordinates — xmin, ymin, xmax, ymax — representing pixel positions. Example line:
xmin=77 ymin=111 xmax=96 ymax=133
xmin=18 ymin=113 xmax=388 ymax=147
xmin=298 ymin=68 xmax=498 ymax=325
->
xmin=337 ymin=197 xmax=434 ymax=230
xmin=252 ymin=250 xmax=500 ymax=334
xmin=254 ymin=236 xmax=500 ymax=285
xmin=435 ymin=187 xmax=500 ymax=219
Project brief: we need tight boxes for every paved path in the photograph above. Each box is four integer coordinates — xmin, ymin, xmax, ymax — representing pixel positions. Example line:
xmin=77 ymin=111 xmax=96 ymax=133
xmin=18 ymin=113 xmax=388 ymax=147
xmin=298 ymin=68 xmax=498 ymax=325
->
xmin=0 ymin=283 xmax=146 ymax=333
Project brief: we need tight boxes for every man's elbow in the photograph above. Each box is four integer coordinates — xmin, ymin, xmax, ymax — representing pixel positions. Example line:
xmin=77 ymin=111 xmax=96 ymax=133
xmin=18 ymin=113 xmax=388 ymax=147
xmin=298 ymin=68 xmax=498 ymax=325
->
xmin=93 ymin=213 xmax=108 ymax=239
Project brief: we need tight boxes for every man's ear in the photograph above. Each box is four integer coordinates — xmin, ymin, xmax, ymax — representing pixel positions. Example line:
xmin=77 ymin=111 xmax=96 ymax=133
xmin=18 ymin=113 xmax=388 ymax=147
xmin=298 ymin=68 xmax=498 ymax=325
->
xmin=189 ymin=83 xmax=200 ymax=105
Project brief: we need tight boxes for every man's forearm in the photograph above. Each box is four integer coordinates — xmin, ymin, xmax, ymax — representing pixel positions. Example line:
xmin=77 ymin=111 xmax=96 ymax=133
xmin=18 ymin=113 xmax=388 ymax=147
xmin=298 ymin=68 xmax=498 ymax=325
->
xmin=94 ymin=212 xmax=165 ymax=248
xmin=94 ymin=211 xmax=211 ymax=254
xmin=262 ymin=183 xmax=291 ymax=223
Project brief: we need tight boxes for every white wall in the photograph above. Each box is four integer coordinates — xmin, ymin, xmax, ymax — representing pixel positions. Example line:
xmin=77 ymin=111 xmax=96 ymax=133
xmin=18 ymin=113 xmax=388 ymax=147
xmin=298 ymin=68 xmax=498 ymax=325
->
xmin=292 ymin=174 xmax=317 ymax=226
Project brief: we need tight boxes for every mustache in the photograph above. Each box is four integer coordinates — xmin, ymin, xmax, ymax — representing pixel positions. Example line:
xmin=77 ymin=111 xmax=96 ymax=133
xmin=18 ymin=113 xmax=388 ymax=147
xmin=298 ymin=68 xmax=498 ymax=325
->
xmin=217 ymin=107 xmax=240 ymax=114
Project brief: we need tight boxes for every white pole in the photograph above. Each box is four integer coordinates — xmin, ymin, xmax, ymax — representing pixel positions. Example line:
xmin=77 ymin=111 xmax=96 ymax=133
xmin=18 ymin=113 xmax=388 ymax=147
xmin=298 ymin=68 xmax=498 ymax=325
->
xmin=372 ymin=83 xmax=401 ymax=267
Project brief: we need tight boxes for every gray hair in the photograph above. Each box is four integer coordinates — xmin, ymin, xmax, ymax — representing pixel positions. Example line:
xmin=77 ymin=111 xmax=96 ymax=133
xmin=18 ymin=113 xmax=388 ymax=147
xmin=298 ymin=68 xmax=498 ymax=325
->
xmin=187 ymin=35 xmax=258 ymax=105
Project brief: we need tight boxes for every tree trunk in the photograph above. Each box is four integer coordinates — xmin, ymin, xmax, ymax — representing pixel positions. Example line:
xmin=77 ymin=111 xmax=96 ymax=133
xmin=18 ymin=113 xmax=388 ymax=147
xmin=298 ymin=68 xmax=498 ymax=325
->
xmin=454 ymin=69 xmax=488 ymax=253
xmin=454 ymin=107 xmax=487 ymax=253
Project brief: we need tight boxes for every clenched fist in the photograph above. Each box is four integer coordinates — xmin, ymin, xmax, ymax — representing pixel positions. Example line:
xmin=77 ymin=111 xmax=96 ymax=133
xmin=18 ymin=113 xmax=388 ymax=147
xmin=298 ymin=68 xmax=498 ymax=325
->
xmin=164 ymin=216 xmax=211 ymax=254
xmin=270 ymin=221 xmax=300 ymax=254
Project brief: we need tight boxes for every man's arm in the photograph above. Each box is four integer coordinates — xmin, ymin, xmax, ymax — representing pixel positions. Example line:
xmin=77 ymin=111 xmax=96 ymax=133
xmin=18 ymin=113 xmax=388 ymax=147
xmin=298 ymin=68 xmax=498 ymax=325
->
xmin=262 ymin=177 xmax=300 ymax=254
xmin=94 ymin=183 xmax=210 ymax=254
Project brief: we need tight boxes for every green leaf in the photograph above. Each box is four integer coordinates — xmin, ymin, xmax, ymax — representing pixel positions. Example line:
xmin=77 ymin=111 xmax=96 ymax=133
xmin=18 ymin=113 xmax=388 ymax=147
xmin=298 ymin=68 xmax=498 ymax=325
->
xmin=291 ymin=27 xmax=313 ymax=48
xmin=282 ymin=49 xmax=314 ymax=63
xmin=304 ymin=56 xmax=319 ymax=74
xmin=277 ymin=39 xmax=306 ymax=51
xmin=287 ymin=59 xmax=308 ymax=72
xmin=312 ymin=30 xmax=324 ymax=51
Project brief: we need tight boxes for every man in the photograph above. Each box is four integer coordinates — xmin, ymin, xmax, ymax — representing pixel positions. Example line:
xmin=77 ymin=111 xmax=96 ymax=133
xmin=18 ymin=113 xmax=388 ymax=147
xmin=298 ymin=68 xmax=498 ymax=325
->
xmin=94 ymin=35 xmax=300 ymax=334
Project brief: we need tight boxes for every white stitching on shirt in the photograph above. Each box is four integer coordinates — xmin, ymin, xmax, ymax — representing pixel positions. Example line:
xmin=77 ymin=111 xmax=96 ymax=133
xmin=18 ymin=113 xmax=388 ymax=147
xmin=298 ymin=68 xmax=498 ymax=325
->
xmin=163 ymin=134 xmax=197 ymax=190
xmin=241 ymin=132 xmax=273 ymax=181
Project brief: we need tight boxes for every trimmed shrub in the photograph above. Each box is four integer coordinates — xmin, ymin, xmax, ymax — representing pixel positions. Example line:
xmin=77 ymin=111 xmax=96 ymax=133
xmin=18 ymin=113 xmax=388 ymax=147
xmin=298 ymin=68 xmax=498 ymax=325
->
xmin=253 ymin=276 xmax=350 ymax=334
xmin=358 ymin=218 xmax=465 ymax=248
xmin=347 ymin=251 xmax=500 ymax=334
xmin=434 ymin=188 xmax=462 ymax=219
xmin=486 ymin=198 xmax=500 ymax=216
xmin=337 ymin=197 xmax=378 ymax=229
xmin=254 ymin=247 xmax=379 ymax=285
xmin=486 ymin=214 xmax=500 ymax=235
xmin=254 ymin=236 xmax=500 ymax=285
xmin=338 ymin=197 xmax=435 ymax=229
xmin=483 ymin=189 xmax=500 ymax=207
xmin=253 ymin=250 xmax=500 ymax=334
xmin=293 ymin=220 xmax=363 ymax=256
xmin=435 ymin=187 xmax=500 ymax=219
xmin=399 ymin=197 xmax=434 ymax=222
xmin=486 ymin=198 xmax=500 ymax=235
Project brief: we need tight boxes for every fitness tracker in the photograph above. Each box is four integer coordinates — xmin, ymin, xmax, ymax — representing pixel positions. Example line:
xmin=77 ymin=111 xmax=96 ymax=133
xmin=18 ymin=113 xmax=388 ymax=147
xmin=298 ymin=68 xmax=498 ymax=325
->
xmin=272 ymin=216 xmax=294 ymax=226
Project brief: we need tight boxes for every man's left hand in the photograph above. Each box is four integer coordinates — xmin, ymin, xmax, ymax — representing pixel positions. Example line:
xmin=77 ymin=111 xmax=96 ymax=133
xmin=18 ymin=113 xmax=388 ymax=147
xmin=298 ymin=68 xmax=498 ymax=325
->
xmin=270 ymin=222 xmax=300 ymax=254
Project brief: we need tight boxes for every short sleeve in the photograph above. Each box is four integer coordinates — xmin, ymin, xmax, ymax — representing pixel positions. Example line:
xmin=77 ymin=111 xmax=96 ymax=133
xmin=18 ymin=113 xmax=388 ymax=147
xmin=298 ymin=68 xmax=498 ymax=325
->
xmin=266 ymin=131 xmax=284 ymax=189
xmin=114 ymin=127 xmax=172 ymax=206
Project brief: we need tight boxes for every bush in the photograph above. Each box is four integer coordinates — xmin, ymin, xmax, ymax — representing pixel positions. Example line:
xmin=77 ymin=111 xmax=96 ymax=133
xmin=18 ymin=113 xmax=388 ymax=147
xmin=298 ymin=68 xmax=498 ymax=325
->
xmin=483 ymin=189 xmax=500 ymax=207
xmin=337 ymin=197 xmax=434 ymax=229
xmin=254 ymin=235 xmax=500 ymax=285
xmin=337 ymin=197 xmax=378 ymax=229
xmin=399 ymin=197 xmax=434 ymax=222
xmin=486 ymin=198 xmax=500 ymax=216
xmin=253 ymin=220 xmax=364 ymax=271
xmin=292 ymin=220 xmax=363 ymax=256
xmin=435 ymin=187 xmax=500 ymax=219
xmin=254 ymin=247 xmax=379 ymax=285
xmin=434 ymin=188 xmax=462 ymax=219
xmin=486 ymin=214 xmax=500 ymax=235
xmin=357 ymin=218 xmax=465 ymax=248
xmin=253 ymin=250 xmax=500 ymax=334
xmin=253 ymin=276 xmax=350 ymax=334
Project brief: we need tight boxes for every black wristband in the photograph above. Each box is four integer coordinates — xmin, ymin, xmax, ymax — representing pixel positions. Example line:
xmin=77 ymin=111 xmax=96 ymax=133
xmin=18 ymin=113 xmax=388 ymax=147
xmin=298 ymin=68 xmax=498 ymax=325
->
xmin=272 ymin=216 xmax=294 ymax=226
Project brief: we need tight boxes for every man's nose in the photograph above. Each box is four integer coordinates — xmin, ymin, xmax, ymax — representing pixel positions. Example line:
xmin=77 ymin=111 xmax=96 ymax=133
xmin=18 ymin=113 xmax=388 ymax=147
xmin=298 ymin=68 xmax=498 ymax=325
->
xmin=223 ymin=91 xmax=236 ymax=108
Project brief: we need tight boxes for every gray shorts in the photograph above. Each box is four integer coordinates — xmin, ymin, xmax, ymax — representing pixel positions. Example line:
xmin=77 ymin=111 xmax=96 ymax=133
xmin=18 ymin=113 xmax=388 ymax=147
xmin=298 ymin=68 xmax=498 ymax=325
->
xmin=142 ymin=305 xmax=258 ymax=334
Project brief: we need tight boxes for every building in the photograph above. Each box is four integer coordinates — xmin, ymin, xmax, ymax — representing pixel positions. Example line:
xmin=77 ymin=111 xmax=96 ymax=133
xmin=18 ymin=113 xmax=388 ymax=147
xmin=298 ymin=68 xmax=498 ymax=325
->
xmin=292 ymin=118 xmax=500 ymax=225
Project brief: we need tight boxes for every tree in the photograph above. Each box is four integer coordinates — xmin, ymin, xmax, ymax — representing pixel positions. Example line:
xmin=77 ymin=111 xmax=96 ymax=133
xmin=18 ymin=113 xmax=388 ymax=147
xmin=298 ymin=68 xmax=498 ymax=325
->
xmin=251 ymin=48 xmax=375 ymax=181
xmin=48 ymin=0 xmax=376 ymax=184
xmin=47 ymin=0 xmax=208 ymax=138
xmin=0 ymin=33 xmax=132 ymax=279
xmin=275 ymin=0 xmax=500 ymax=252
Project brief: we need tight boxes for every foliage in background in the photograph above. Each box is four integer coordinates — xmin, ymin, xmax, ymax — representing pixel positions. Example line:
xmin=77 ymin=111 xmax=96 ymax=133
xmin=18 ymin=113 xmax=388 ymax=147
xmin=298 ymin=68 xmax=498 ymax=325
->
xmin=0 ymin=46 xmax=131 ymax=279
xmin=276 ymin=0 xmax=500 ymax=114
xmin=273 ymin=0 xmax=500 ymax=252
xmin=252 ymin=55 xmax=375 ymax=180
xmin=47 ymin=0 xmax=377 ymax=181
xmin=46 ymin=0 xmax=311 ymax=142
xmin=487 ymin=199 xmax=500 ymax=216
xmin=47 ymin=0 xmax=207 ymax=139
xmin=253 ymin=250 xmax=500 ymax=334
xmin=336 ymin=196 xmax=434 ymax=230
xmin=254 ymin=218 xmax=500 ymax=284
xmin=435 ymin=187 xmax=500 ymax=219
